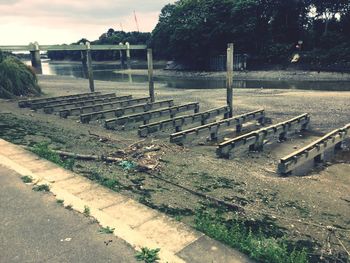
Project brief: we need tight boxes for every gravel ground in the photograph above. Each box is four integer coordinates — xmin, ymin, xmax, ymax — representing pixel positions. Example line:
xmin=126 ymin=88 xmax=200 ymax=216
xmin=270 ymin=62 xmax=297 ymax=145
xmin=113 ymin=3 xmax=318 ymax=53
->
xmin=0 ymin=74 xmax=349 ymax=261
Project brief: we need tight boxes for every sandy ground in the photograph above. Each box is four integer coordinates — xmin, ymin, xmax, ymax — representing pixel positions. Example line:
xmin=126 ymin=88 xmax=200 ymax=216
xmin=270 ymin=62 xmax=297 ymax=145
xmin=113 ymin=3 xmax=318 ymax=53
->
xmin=0 ymin=75 xmax=349 ymax=261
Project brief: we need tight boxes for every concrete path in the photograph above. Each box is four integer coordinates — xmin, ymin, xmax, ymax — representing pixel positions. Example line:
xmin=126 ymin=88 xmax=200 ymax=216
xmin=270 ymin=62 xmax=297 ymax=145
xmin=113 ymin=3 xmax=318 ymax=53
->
xmin=0 ymin=139 xmax=252 ymax=263
xmin=0 ymin=166 xmax=138 ymax=263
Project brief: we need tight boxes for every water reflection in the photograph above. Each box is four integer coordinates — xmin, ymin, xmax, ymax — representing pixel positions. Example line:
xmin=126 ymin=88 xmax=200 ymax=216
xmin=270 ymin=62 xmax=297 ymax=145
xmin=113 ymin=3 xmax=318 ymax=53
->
xmin=32 ymin=61 xmax=350 ymax=91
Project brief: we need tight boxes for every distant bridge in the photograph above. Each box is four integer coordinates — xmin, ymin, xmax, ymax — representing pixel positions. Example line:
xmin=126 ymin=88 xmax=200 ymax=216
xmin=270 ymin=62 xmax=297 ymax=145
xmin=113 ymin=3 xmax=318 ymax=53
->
xmin=0 ymin=43 xmax=147 ymax=52
xmin=0 ymin=42 xmax=148 ymax=93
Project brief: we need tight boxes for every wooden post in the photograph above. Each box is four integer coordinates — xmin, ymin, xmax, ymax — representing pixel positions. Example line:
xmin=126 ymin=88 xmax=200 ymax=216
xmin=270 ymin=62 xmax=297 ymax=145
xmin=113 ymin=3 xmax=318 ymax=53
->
xmin=85 ymin=42 xmax=95 ymax=92
xmin=147 ymin=48 xmax=155 ymax=102
xmin=30 ymin=42 xmax=42 ymax=74
xmin=80 ymin=43 xmax=88 ymax=78
xmin=126 ymin=42 xmax=131 ymax=70
xmin=119 ymin=42 xmax=125 ymax=69
xmin=226 ymin=43 xmax=234 ymax=118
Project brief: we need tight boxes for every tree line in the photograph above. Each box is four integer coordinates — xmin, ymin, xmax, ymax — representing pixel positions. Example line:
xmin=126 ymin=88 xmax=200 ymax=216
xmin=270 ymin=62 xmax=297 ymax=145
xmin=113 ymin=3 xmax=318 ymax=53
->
xmin=47 ymin=31 xmax=151 ymax=61
xmin=48 ymin=0 xmax=350 ymax=70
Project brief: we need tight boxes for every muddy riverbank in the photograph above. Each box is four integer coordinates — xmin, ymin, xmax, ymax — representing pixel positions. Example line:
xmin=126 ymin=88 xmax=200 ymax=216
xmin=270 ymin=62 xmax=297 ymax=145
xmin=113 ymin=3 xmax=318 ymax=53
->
xmin=0 ymin=75 xmax=349 ymax=262
xmin=118 ymin=68 xmax=350 ymax=81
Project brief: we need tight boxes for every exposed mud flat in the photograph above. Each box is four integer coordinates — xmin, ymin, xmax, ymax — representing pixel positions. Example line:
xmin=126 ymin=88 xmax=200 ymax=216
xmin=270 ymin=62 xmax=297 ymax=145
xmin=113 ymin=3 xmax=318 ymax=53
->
xmin=0 ymin=75 xmax=349 ymax=261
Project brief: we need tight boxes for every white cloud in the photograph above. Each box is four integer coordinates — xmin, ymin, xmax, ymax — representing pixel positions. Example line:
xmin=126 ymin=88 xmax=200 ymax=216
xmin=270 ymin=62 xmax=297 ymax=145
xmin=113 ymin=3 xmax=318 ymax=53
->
xmin=0 ymin=0 xmax=174 ymax=44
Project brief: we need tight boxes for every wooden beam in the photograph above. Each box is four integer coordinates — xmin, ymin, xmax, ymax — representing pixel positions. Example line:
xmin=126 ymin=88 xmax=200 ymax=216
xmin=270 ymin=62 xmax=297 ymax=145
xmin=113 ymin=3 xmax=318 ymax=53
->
xmin=43 ymin=95 xmax=130 ymax=114
xmin=278 ymin=123 xmax=350 ymax=175
xmin=80 ymin=99 xmax=174 ymax=123
xmin=59 ymin=97 xmax=151 ymax=118
xmin=30 ymin=93 xmax=114 ymax=110
xmin=169 ymin=109 xmax=265 ymax=144
xmin=138 ymin=106 xmax=229 ymax=137
xmin=217 ymin=113 xmax=310 ymax=159
xmin=105 ymin=102 xmax=200 ymax=130
xmin=18 ymin=92 xmax=101 ymax=108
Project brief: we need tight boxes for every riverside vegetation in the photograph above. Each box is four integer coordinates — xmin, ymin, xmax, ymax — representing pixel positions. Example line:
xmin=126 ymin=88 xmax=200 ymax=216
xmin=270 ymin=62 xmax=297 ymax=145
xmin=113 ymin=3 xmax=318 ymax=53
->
xmin=0 ymin=50 xmax=41 ymax=99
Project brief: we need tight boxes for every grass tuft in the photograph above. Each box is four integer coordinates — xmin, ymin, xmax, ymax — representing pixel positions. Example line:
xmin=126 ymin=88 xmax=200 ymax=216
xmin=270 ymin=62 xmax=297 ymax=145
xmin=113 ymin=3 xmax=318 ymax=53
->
xmin=30 ymin=142 xmax=75 ymax=170
xmin=32 ymin=184 xmax=50 ymax=192
xmin=194 ymin=210 xmax=308 ymax=263
xmin=83 ymin=205 xmax=90 ymax=217
xmin=135 ymin=247 xmax=160 ymax=263
xmin=21 ymin=175 xmax=33 ymax=183
xmin=56 ymin=199 xmax=64 ymax=205
xmin=98 ymin=226 xmax=115 ymax=234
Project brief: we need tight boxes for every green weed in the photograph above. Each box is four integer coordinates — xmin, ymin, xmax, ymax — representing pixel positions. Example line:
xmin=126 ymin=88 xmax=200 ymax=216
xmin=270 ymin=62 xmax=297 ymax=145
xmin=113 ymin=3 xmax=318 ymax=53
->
xmin=83 ymin=205 xmax=90 ymax=216
xmin=135 ymin=247 xmax=160 ymax=263
xmin=32 ymin=184 xmax=50 ymax=192
xmin=21 ymin=175 xmax=33 ymax=183
xmin=56 ymin=199 xmax=64 ymax=205
xmin=194 ymin=210 xmax=308 ymax=263
xmin=98 ymin=226 xmax=115 ymax=234
xmin=30 ymin=142 xmax=74 ymax=170
xmin=119 ymin=160 xmax=136 ymax=171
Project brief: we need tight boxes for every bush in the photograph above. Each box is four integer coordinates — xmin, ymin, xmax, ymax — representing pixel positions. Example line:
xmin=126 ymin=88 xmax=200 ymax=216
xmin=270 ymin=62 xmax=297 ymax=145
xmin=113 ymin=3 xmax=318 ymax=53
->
xmin=0 ymin=50 xmax=41 ymax=99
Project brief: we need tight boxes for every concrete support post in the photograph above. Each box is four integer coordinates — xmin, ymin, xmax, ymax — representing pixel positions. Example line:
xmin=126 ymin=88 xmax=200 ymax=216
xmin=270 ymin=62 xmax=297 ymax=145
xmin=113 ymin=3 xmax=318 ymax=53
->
xmin=86 ymin=42 xmax=95 ymax=92
xmin=119 ymin=42 xmax=125 ymax=69
xmin=225 ymin=43 xmax=234 ymax=118
xmin=30 ymin=42 xmax=42 ymax=74
xmin=147 ymin=48 xmax=155 ymax=102
xmin=126 ymin=42 xmax=131 ymax=70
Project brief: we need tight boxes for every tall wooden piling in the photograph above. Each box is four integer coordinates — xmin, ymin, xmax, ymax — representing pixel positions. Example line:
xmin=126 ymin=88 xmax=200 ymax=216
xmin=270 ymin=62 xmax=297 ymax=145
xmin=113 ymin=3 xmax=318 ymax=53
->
xmin=30 ymin=42 xmax=42 ymax=74
xmin=126 ymin=42 xmax=131 ymax=70
xmin=80 ymin=43 xmax=88 ymax=78
xmin=226 ymin=43 xmax=234 ymax=118
xmin=86 ymin=42 xmax=95 ymax=92
xmin=147 ymin=49 xmax=155 ymax=102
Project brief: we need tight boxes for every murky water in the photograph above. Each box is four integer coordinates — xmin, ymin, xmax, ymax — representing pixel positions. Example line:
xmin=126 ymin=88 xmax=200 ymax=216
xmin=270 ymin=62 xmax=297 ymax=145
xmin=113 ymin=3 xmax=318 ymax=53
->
xmin=35 ymin=60 xmax=350 ymax=91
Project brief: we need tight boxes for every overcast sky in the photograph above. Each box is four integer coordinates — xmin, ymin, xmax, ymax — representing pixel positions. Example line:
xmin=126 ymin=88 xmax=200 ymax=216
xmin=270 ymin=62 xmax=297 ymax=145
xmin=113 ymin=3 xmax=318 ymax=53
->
xmin=0 ymin=0 xmax=174 ymax=45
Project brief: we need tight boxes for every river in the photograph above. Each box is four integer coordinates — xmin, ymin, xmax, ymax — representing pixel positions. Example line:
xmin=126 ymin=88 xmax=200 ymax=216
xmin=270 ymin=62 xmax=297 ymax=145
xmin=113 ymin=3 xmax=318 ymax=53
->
xmin=34 ymin=60 xmax=350 ymax=91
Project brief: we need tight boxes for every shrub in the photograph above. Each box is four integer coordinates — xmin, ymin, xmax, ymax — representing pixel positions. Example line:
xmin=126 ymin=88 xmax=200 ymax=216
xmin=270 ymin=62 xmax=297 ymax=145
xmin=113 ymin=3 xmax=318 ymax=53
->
xmin=0 ymin=50 xmax=41 ymax=99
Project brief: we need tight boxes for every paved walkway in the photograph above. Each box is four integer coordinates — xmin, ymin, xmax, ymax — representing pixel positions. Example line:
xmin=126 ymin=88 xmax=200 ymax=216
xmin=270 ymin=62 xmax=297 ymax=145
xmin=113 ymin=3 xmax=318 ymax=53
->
xmin=0 ymin=139 xmax=252 ymax=263
xmin=0 ymin=166 xmax=138 ymax=263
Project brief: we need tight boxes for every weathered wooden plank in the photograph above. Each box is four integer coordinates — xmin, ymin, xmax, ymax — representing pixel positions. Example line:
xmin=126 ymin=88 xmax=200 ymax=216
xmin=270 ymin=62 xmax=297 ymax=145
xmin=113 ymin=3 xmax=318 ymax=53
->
xmin=18 ymin=92 xmax=101 ymax=108
xmin=217 ymin=113 xmax=310 ymax=159
xmin=169 ymin=109 xmax=265 ymax=144
xmin=105 ymin=102 xmax=200 ymax=130
xmin=278 ymin=123 xmax=350 ymax=175
xmin=138 ymin=106 xmax=229 ymax=137
xmin=59 ymin=97 xmax=150 ymax=118
xmin=44 ymin=95 xmax=132 ymax=114
xmin=80 ymin=99 xmax=174 ymax=123
xmin=31 ymin=93 xmax=116 ymax=110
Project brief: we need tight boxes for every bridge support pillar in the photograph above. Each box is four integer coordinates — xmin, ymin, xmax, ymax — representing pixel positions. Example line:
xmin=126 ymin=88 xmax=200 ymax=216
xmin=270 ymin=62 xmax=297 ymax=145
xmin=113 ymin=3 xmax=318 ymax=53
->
xmin=119 ymin=43 xmax=125 ymax=69
xmin=30 ymin=42 xmax=42 ymax=74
